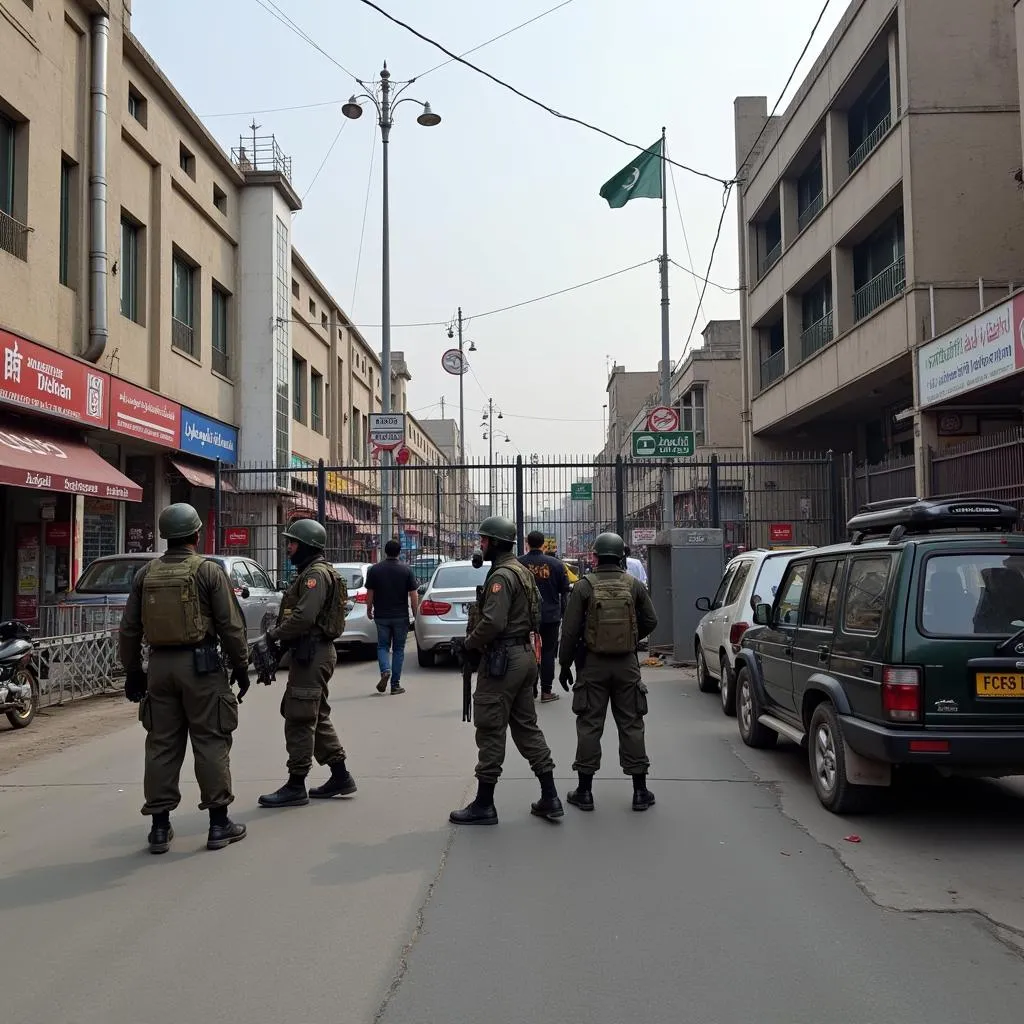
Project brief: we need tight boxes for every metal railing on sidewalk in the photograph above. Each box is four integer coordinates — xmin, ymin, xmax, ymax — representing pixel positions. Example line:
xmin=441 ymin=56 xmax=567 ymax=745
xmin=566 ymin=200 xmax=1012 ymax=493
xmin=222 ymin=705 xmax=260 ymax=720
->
xmin=34 ymin=603 xmax=126 ymax=707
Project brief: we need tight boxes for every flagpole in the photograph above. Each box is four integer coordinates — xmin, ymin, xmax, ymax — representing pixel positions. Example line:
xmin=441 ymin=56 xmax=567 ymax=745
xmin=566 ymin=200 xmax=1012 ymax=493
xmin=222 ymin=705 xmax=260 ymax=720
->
xmin=659 ymin=126 xmax=673 ymax=535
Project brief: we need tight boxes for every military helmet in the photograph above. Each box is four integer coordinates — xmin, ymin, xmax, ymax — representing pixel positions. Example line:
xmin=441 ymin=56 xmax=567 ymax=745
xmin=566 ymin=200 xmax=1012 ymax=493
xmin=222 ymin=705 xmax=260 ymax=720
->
xmin=478 ymin=515 xmax=517 ymax=544
xmin=594 ymin=532 xmax=625 ymax=559
xmin=283 ymin=517 xmax=327 ymax=550
xmin=158 ymin=502 xmax=203 ymax=541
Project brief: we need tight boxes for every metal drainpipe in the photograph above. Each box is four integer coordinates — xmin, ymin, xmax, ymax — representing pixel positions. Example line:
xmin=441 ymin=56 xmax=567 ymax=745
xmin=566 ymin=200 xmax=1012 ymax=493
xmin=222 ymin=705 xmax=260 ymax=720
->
xmin=83 ymin=13 xmax=110 ymax=363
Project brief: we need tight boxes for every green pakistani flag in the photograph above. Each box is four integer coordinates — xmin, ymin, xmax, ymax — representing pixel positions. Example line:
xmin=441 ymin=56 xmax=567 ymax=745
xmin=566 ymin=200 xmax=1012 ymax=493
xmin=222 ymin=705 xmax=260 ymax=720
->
xmin=599 ymin=139 xmax=663 ymax=209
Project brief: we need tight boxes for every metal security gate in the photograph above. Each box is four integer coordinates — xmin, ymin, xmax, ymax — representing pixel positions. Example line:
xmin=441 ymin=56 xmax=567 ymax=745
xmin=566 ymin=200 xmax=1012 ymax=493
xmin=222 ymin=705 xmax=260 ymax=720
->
xmin=215 ymin=452 xmax=844 ymax=573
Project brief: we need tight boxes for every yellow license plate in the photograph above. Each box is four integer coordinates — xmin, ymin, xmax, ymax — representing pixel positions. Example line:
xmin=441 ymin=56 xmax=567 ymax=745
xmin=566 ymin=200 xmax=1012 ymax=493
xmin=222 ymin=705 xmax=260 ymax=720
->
xmin=975 ymin=672 xmax=1024 ymax=697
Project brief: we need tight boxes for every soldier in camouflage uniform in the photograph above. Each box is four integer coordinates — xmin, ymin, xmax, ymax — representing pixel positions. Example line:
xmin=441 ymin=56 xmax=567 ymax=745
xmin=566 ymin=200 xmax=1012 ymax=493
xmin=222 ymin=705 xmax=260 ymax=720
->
xmin=450 ymin=516 xmax=563 ymax=826
xmin=259 ymin=518 xmax=356 ymax=808
xmin=119 ymin=503 xmax=250 ymax=854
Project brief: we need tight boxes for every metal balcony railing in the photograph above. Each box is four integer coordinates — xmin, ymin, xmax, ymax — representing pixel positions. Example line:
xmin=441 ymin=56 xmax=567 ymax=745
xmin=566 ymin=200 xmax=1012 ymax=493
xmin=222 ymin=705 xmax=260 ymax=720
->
xmin=853 ymin=256 xmax=905 ymax=322
xmin=848 ymin=112 xmax=892 ymax=174
xmin=171 ymin=316 xmax=196 ymax=358
xmin=800 ymin=311 xmax=834 ymax=361
xmin=760 ymin=349 xmax=785 ymax=391
xmin=231 ymin=134 xmax=293 ymax=183
xmin=758 ymin=240 xmax=782 ymax=280
xmin=212 ymin=347 xmax=229 ymax=377
xmin=797 ymin=191 xmax=823 ymax=232
xmin=0 ymin=208 xmax=30 ymax=261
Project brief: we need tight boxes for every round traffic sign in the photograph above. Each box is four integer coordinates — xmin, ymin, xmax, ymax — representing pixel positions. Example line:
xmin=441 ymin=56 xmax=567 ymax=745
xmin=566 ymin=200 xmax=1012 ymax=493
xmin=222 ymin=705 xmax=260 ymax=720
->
xmin=441 ymin=348 xmax=467 ymax=376
xmin=648 ymin=405 xmax=679 ymax=432
xmin=395 ymin=445 xmax=411 ymax=465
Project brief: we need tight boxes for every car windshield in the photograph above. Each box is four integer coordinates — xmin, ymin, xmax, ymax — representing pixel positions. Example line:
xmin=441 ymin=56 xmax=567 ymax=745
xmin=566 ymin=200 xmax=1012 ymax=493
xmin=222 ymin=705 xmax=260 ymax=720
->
xmin=333 ymin=565 xmax=367 ymax=590
xmin=75 ymin=558 xmax=149 ymax=594
xmin=921 ymin=553 xmax=1024 ymax=636
xmin=431 ymin=564 xmax=488 ymax=590
xmin=751 ymin=554 xmax=798 ymax=607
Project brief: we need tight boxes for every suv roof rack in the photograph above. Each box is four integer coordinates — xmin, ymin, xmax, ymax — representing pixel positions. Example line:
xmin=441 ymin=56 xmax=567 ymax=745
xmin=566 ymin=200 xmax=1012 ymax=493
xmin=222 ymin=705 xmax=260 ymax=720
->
xmin=847 ymin=497 xmax=1019 ymax=545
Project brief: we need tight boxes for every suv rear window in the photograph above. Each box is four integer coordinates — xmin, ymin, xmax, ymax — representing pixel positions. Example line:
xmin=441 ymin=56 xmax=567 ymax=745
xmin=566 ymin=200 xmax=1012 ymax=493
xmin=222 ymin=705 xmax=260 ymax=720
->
xmin=921 ymin=554 xmax=1024 ymax=636
xmin=75 ymin=558 xmax=149 ymax=594
xmin=843 ymin=556 xmax=893 ymax=634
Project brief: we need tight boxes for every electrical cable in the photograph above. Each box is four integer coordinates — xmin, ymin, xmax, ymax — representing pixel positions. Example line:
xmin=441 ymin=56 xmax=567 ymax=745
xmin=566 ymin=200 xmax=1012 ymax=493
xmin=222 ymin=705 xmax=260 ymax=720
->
xmin=253 ymin=0 xmax=361 ymax=85
xmin=202 ymin=99 xmax=344 ymax=120
xmin=301 ymin=120 xmax=346 ymax=201
xmin=349 ymin=124 xmax=379 ymax=315
xmin=668 ymin=259 xmax=738 ymax=294
xmin=354 ymin=0 xmax=731 ymax=186
xmin=667 ymin=149 xmax=708 ymax=329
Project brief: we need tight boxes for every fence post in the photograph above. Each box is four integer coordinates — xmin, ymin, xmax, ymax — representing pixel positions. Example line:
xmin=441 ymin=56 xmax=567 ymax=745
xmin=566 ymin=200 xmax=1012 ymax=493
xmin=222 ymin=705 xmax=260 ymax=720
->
xmin=614 ymin=455 xmax=626 ymax=538
xmin=709 ymin=454 xmax=721 ymax=529
xmin=923 ymin=445 xmax=933 ymax=499
xmin=862 ymin=459 xmax=871 ymax=504
xmin=214 ymin=459 xmax=222 ymax=555
xmin=828 ymin=450 xmax=843 ymax=543
xmin=514 ymin=456 xmax=525 ymax=554
xmin=435 ymin=472 xmax=443 ymax=555
xmin=316 ymin=459 xmax=326 ymax=524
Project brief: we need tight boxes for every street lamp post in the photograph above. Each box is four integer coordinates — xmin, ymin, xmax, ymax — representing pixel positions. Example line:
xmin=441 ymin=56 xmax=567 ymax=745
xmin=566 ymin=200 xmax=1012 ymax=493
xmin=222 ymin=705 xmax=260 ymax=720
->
xmin=343 ymin=64 xmax=441 ymax=556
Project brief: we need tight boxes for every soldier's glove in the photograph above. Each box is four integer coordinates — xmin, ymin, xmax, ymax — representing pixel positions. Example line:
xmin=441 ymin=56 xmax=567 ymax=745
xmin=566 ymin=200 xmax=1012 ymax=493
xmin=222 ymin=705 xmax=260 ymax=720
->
xmin=231 ymin=666 xmax=251 ymax=703
xmin=559 ymin=665 xmax=574 ymax=692
xmin=124 ymin=668 xmax=148 ymax=703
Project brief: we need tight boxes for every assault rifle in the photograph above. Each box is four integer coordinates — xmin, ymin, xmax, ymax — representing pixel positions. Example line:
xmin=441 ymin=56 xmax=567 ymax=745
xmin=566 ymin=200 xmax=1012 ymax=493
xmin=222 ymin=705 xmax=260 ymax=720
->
xmin=251 ymin=633 xmax=280 ymax=686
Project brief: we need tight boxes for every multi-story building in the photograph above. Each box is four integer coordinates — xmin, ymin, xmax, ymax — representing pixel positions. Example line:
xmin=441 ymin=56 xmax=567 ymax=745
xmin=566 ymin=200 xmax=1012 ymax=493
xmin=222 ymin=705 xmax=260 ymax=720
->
xmin=735 ymin=0 xmax=1024 ymax=495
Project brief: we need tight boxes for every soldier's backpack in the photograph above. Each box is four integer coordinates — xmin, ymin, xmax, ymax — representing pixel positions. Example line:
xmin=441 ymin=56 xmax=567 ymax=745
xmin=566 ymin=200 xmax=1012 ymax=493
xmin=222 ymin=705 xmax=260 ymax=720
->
xmin=141 ymin=554 xmax=207 ymax=646
xmin=311 ymin=561 xmax=348 ymax=641
xmin=583 ymin=572 xmax=638 ymax=655
xmin=501 ymin=559 xmax=541 ymax=634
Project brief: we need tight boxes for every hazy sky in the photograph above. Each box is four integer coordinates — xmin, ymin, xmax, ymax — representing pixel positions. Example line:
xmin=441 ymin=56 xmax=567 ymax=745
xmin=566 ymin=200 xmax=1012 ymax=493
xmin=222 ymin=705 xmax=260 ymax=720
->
xmin=132 ymin=0 xmax=845 ymax=457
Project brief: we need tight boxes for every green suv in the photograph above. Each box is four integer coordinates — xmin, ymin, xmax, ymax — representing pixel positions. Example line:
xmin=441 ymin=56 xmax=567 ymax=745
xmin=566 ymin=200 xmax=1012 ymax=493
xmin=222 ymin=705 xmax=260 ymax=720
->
xmin=734 ymin=497 xmax=1024 ymax=814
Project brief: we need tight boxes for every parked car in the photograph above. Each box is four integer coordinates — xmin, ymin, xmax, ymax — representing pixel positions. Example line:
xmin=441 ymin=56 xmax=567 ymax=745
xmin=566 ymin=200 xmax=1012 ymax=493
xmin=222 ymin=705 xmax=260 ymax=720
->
xmin=410 ymin=554 xmax=451 ymax=587
xmin=735 ymin=496 xmax=1024 ymax=814
xmin=332 ymin=562 xmax=377 ymax=655
xmin=414 ymin=559 xmax=488 ymax=667
xmin=694 ymin=547 xmax=812 ymax=715
xmin=57 ymin=552 xmax=283 ymax=643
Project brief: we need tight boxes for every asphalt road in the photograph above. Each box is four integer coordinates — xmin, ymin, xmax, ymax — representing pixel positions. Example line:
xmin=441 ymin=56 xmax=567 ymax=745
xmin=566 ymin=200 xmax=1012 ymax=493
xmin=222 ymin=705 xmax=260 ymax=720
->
xmin=2 ymin=651 xmax=1024 ymax=1024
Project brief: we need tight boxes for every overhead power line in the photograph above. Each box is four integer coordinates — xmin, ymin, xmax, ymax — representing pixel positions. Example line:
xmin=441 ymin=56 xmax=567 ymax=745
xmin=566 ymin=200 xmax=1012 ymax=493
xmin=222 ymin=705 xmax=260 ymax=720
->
xmin=668 ymin=259 xmax=739 ymax=294
xmin=252 ymin=0 xmax=360 ymax=84
xmin=354 ymin=0 xmax=731 ymax=186
xmin=301 ymin=120 xmax=346 ymax=201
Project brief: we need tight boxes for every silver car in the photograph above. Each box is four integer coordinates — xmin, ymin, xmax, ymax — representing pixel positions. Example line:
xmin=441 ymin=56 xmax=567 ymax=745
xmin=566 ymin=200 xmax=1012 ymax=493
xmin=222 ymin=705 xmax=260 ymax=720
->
xmin=333 ymin=562 xmax=377 ymax=654
xmin=413 ymin=559 xmax=488 ymax=667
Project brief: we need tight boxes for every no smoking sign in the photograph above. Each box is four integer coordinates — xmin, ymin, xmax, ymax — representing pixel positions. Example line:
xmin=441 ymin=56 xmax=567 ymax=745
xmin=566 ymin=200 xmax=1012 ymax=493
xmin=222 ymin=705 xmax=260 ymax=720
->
xmin=647 ymin=405 xmax=679 ymax=432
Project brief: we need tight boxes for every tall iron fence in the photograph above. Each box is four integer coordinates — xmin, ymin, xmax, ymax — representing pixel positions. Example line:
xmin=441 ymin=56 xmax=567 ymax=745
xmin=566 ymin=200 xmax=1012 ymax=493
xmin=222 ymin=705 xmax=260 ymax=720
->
xmin=214 ymin=452 xmax=846 ymax=575
xmin=844 ymin=452 xmax=917 ymax=511
xmin=929 ymin=426 xmax=1024 ymax=512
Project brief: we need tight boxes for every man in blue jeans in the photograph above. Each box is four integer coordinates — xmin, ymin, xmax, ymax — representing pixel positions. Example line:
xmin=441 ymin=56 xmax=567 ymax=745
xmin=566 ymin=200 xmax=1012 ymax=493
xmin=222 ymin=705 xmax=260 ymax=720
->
xmin=366 ymin=540 xmax=420 ymax=695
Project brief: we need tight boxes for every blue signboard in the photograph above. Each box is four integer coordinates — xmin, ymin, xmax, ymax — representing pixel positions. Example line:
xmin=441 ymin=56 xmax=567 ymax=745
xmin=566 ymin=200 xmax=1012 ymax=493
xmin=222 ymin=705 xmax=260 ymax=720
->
xmin=179 ymin=407 xmax=238 ymax=464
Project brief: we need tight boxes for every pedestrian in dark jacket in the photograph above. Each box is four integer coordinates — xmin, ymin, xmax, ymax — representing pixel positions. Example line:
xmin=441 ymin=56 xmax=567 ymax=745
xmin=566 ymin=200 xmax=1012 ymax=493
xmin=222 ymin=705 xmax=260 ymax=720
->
xmin=519 ymin=531 xmax=570 ymax=702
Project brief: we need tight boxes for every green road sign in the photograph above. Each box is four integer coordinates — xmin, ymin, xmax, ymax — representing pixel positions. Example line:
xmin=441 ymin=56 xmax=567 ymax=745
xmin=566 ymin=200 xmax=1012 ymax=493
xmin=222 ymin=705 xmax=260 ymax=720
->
xmin=631 ymin=430 xmax=695 ymax=458
xmin=570 ymin=481 xmax=593 ymax=501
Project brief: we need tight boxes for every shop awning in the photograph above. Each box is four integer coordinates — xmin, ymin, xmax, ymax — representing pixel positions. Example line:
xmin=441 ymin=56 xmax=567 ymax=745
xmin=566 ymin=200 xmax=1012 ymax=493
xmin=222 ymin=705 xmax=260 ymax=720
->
xmin=0 ymin=426 xmax=143 ymax=502
xmin=169 ymin=457 xmax=235 ymax=492
xmin=285 ymin=497 xmax=356 ymax=524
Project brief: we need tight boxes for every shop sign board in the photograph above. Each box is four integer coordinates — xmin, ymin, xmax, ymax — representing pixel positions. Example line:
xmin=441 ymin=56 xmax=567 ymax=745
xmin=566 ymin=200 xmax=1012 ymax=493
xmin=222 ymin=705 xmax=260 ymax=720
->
xmin=179 ymin=407 xmax=238 ymax=464
xmin=769 ymin=523 xmax=794 ymax=544
xmin=110 ymin=381 xmax=181 ymax=447
xmin=631 ymin=527 xmax=658 ymax=546
xmin=918 ymin=294 xmax=1024 ymax=408
xmin=224 ymin=527 xmax=250 ymax=547
xmin=368 ymin=412 xmax=405 ymax=450
xmin=0 ymin=328 xmax=108 ymax=427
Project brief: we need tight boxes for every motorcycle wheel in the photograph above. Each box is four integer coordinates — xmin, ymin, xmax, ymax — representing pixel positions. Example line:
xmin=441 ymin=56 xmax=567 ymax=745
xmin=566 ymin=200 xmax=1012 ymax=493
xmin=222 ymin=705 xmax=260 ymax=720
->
xmin=6 ymin=668 xmax=39 ymax=729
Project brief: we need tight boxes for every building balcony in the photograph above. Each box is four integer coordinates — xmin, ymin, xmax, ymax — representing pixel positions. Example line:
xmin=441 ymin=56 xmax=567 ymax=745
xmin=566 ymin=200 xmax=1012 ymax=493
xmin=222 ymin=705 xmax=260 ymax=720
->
xmin=172 ymin=317 xmax=196 ymax=358
xmin=853 ymin=256 xmax=905 ymax=322
xmin=231 ymin=134 xmax=293 ymax=184
xmin=758 ymin=241 xmax=782 ymax=280
xmin=760 ymin=349 xmax=785 ymax=391
xmin=797 ymin=192 xmax=823 ymax=233
xmin=800 ymin=312 xmax=834 ymax=362
xmin=848 ymin=112 xmax=892 ymax=175
xmin=212 ymin=347 xmax=229 ymax=378
xmin=0 ymin=209 xmax=30 ymax=261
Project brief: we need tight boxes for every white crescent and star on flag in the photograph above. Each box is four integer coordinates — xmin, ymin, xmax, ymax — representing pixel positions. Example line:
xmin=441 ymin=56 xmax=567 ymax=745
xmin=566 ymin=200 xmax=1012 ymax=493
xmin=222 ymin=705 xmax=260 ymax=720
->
xmin=622 ymin=166 xmax=640 ymax=191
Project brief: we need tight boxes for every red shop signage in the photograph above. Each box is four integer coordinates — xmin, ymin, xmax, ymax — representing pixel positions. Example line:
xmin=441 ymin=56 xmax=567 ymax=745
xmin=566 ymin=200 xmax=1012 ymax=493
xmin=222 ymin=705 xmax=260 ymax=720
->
xmin=0 ymin=328 xmax=109 ymax=427
xmin=110 ymin=380 xmax=181 ymax=447
xmin=769 ymin=523 xmax=794 ymax=544
xmin=45 ymin=521 xmax=72 ymax=546
xmin=224 ymin=527 xmax=250 ymax=547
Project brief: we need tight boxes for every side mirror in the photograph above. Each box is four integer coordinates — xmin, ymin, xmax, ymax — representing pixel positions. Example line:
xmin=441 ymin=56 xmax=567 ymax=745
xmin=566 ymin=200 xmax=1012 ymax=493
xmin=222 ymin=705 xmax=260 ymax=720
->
xmin=240 ymin=587 xmax=250 ymax=600
xmin=753 ymin=603 xmax=773 ymax=626
xmin=417 ymin=584 xmax=427 ymax=596
xmin=276 ymin=581 xmax=288 ymax=592
xmin=695 ymin=596 xmax=711 ymax=612
xmin=750 ymin=594 xmax=761 ymax=611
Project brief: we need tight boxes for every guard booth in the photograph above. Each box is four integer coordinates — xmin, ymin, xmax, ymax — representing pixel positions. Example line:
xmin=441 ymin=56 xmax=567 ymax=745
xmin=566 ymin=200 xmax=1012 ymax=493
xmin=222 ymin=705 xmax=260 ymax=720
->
xmin=647 ymin=528 xmax=725 ymax=664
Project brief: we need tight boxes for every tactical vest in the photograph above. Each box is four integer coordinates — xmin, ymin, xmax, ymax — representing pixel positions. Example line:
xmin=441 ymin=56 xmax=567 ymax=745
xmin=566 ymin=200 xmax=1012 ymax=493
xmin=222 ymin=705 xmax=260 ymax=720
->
xmin=279 ymin=560 xmax=347 ymax=640
xmin=142 ymin=554 xmax=208 ymax=646
xmin=582 ymin=572 xmax=638 ymax=655
xmin=496 ymin=559 xmax=541 ymax=634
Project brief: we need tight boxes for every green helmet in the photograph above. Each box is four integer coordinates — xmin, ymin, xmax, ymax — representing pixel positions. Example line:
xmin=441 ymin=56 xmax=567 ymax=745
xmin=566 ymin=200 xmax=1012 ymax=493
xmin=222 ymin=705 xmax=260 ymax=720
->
xmin=283 ymin=517 xmax=327 ymax=550
xmin=478 ymin=515 xmax=517 ymax=545
xmin=594 ymin=532 xmax=625 ymax=559
xmin=158 ymin=502 xmax=203 ymax=541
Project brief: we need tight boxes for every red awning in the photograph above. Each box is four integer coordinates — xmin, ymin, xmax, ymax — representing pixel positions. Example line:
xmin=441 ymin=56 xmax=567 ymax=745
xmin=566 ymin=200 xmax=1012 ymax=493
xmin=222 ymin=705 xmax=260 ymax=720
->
xmin=169 ymin=457 xmax=235 ymax=492
xmin=285 ymin=497 xmax=355 ymax=524
xmin=0 ymin=424 xmax=142 ymax=502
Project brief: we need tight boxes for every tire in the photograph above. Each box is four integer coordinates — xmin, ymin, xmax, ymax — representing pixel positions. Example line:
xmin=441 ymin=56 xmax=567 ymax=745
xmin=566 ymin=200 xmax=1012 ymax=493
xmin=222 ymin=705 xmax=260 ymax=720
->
xmin=696 ymin=643 xmax=717 ymax=693
xmin=807 ymin=702 xmax=876 ymax=814
xmin=736 ymin=668 xmax=777 ymax=749
xmin=416 ymin=645 xmax=435 ymax=668
xmin=719 ymin=653 xmax=737 ymax=717
xmin=5 ymin=669 xmax=39 ymax=729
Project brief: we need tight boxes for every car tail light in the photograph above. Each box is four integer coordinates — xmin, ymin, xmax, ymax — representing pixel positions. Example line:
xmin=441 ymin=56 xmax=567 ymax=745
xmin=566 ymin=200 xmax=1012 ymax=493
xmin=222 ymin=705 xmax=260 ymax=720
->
xmin=882 ymin=666 xmax=921 ymax=723
xmin=354 ymin=592 xmax=369 ymax=604
xmin=420 ymin=599 xmax=452 ymax=617
xmin=909 ymin=739 xmax=949 ymax=753
xmin=729 ymin=622 xmax=749 ymax=649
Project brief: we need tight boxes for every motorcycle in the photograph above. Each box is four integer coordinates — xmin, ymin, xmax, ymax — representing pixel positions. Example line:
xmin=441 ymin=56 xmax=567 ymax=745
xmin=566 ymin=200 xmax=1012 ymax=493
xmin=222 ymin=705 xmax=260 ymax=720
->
xmin=0 ymin=619 xmax=39 ymax=730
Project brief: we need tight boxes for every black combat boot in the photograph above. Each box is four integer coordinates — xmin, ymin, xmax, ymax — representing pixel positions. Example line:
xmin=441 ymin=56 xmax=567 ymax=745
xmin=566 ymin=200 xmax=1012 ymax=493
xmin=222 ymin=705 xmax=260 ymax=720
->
xmin=207 ymin=807 xmax=247 ymax=850
xmin=258 ymin=774 xmax=309 ymax=808
xmin=309 ymin=760 xmax=357 ymax=798
xmin=148 ymin=812 xmax=173 ymax=854
xmin=530 ymin=771 xmax=564 ymax=821
xmin=632 ymin=773 xmax=655 ymax=812
xmin=449 ymin=780 xmax=498 ymax=825
xmin=567 ymin=771 xmax=595 ymax=811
